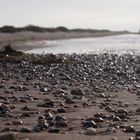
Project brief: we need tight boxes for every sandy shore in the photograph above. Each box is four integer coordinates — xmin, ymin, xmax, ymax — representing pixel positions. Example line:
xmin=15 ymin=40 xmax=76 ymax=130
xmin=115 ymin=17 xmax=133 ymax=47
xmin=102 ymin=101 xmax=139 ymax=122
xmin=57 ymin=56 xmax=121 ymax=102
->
xmin=0 ymin=53 xmax=140 ymax=140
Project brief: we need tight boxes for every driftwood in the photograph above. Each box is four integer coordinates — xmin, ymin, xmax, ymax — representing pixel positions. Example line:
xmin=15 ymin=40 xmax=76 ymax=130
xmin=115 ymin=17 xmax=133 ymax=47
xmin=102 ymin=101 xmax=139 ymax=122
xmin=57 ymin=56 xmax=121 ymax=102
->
xmin=0 ymin=44 xmax=23 ymax=55
xmin=4 ymin=44 xmax=17 ymax=53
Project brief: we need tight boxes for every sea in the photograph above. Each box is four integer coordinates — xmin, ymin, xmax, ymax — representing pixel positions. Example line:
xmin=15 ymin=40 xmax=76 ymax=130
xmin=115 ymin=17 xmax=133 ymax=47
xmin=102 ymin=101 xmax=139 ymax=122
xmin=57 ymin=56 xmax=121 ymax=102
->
xmin=25 ymin=34 xmax=140 ymax=55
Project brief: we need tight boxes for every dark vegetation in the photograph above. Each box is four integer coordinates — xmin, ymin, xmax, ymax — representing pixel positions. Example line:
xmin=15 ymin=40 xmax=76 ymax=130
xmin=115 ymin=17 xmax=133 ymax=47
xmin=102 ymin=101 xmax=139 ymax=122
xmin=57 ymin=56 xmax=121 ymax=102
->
xmin=0 ymin=25 xmax=114 ymax=33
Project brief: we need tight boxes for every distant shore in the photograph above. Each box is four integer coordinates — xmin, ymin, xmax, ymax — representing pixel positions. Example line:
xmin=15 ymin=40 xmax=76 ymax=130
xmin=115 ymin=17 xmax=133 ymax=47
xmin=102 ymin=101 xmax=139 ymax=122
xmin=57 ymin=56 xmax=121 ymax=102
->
xmin=0 ymin=30 xmax=131 ymax=51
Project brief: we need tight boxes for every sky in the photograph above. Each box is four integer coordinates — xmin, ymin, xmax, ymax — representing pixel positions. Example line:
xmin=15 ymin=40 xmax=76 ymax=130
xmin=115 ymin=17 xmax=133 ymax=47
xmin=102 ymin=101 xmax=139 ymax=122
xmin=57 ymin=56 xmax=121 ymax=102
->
xmin=0 ymin=0 xmax=140 ymax=32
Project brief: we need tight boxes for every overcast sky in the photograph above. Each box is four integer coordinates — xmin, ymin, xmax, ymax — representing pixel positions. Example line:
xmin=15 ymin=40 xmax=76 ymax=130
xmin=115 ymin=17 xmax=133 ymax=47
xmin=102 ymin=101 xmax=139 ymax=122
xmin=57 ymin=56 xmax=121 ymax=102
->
xmin=0 ymin=0 xmax=139 ymax=31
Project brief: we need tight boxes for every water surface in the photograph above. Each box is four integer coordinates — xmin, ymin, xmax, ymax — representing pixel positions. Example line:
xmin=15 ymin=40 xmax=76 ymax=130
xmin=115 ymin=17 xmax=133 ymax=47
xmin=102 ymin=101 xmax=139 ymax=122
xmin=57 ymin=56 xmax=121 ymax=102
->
xmin=25 ymin=34 xmax=140 ymax=54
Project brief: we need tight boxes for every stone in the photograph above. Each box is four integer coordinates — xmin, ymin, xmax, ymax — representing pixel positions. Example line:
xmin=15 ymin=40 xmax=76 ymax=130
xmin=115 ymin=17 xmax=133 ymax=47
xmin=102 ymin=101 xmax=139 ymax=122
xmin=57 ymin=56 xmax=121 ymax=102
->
xmin=85 ymin=127 xmax=97 ymax=135
xmin=124 ymin=126 xmax=135 ymax=133
xmin=137 ymin=91 xmax=140 ymax=96
xmin=21 ymin=112 xmax=32 ymax=117
xmin=56 ymin=73 xmax=70 ymax=81
xmin=12 ymin=120 xmax=23 ymax=125
xmin=105 ymin=127 xmax=116 ymax=133
xmin=57 ymin=108 xmax=66 ymax=113
xmin=113 ymin=116 xmax=121 ymax=121
xmin=0 ymin=133 xmax=18 ymax=140
xmin=82 ymin=121 xmax=97 ymax=128
xmin=71 ymin=88 xmax=84 ymax=96
xmin=33 ymin=126 xmax=42 ymax=132
xmin=93 ymin=117 xmax=104 ymax=123
xmin=1 ymin=127 xmax=13 ymax=132
xmin=55 ymin=120 xmax=68 ymax=127
xmin=129 ymin=137 xmax=134 ymax=140
xmin=44 ymin=112 xmax=53 ymax=120
xmin=37 ymin=120 xmax=49 ymax=129
xmin=22 ymin=106 xmax=30 ymax=111
xmin=136 ymin=108 xmax=140 ymax=113
xmin=48 ymin=128 xmax=60 ymax=133
xmin=136 ymin=130 xmax=140 ymax=137
xmin=40 ymin=87 xmax=48 ymax=92
xmin=24 ymin=94 xmax=33 ymax=101
xmin=116 ymin=109 xmax=129 ymax=115
xmin=105 ymin=106 xmax=114 ymax=112
xmin=112 ymin=137 xmax=118 ymax=140
xmin=136 ymin=136 xmax=140 ymax=140
xmin=55 ymin=116 xmax=66 ymax=121
xmin=85 ymin=117 xmax=104 ymax=123
xmin=0 ymin=104 xmax=11 ymax=116
xmin=65 ymin=98 xmax=75 ymax=104
xmin=38 ymin=115 xmax=46 ymax=120
xmin=37 ymin=100 xmax=54 ymax=108
xmin=47 ymin=120 xmax=55 ymax=126
xmin=20 ymin=127 xmax=31 ymax=133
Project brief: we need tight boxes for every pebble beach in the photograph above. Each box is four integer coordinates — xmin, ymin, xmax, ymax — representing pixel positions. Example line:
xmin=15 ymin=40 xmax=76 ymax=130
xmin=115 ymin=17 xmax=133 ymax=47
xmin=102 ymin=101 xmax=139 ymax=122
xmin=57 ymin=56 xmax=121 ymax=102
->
xmin=0 ymin=52 xmax=140 ymax=140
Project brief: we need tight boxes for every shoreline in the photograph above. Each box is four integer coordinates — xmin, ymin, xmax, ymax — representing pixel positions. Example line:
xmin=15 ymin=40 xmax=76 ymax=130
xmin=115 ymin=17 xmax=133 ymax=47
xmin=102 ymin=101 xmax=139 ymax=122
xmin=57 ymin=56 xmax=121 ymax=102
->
xmin=0 ymin=31 xmax=131 ymax=52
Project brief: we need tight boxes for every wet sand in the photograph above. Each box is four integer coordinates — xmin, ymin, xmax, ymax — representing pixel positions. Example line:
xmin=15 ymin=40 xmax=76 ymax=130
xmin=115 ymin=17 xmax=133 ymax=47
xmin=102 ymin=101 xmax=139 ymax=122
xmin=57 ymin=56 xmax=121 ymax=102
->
xmin=0 ymin=53 xmax=140 ymax=140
